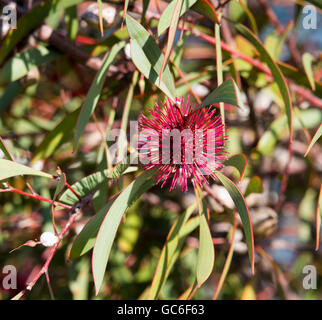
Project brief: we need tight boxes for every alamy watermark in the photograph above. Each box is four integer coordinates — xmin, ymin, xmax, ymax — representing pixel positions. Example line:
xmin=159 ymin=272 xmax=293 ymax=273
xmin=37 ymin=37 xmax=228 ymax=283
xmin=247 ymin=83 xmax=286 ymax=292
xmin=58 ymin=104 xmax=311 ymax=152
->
xmin=104 ymin=121 xmax=223 ymax=170
xmin=1 ymin=3 xmax=16 ymax=27
xmin=302 ymin=5 xmax=318 ymax=30
xmin=302 ymin=265 xmax=317 ymax=290
xmin=1 ymin=265 xmax=17 ymax=290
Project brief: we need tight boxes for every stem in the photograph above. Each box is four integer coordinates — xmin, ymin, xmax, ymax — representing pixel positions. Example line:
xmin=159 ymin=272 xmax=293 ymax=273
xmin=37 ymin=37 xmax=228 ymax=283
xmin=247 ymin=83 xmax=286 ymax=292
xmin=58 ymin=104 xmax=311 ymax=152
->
xmin=26 ymin=213 xmax=78 ymax=292
xmin=4 ymin=186 xmax=72 ymax=210
xmin=190 ymin=28 xmax=322 ymax=108
xmin=215 ymin=12 xmax=224 ymax=123
xmin=92 ymin=112 xmax=110 ymax=171
xmin=64 ymin=173 xmax=81 ymax=201
xmin=213 ymin=211 xmax=237 ymax=300
xmin=120 ymin=71 xmax=139 ymax=133
xmin=45 ymin=271 xmax=55 ymax=300
xmin=174 ymin=64 xmax=201 ymax=104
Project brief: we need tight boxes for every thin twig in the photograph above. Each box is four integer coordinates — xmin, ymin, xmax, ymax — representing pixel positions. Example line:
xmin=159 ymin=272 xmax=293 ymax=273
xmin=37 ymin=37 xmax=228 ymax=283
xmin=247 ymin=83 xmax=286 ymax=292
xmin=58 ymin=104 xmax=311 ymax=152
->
xmin=1 ymin=186 xmax=73 ymax=210
xmin=25 ymin=213 xmax=79 ymax=292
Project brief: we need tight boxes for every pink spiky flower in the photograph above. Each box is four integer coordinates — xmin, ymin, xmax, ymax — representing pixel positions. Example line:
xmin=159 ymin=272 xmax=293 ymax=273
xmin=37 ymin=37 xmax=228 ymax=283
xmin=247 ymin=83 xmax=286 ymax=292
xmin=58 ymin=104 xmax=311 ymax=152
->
xmin=138 ymin=97 xmax=228 ymax=192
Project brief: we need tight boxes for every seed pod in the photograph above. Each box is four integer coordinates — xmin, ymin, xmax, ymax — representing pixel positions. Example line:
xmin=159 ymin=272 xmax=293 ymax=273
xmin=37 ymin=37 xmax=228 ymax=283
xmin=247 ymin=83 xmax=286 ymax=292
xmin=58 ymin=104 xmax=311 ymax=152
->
xmin=40 ymin=232 xmax=58 ymax=247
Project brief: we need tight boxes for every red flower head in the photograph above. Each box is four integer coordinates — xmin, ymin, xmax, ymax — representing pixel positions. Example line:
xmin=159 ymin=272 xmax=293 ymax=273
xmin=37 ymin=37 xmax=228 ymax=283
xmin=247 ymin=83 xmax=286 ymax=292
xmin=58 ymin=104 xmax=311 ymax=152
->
xmin=138 ymin=97 xmax=227 ymax=191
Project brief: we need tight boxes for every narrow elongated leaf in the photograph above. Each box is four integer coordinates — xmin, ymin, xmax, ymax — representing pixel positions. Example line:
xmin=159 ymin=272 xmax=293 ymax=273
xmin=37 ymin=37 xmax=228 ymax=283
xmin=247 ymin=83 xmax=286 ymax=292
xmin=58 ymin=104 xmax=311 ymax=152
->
xmin=159 ymin=0 xmax=183 ymax=85
xmin=74 ymin=41 xmax=125 ymax=150
xmin=0 ymin=159 xmax=53 ymax=180
xmin=0 ymin=81 xmax=21 ymax=114
xmin=303 ymin=53 xmax=316 ymax=91
xmin=53 ymin=173 xmax=66 ymax=201
xmin=60 ymin=162 xmax=130 ymax=206
xmin=197 ymin=214 xmax=215 ymax=285
xmin=92 ymin=170 xmax=156 ymax=294
xmin=69 ymin=197 xmax=116 ymax=260
xmin=126 ymin=15 xmax=176 ymax=101
xmin=33 ymin=109 xmax=80 ymax=163
xmin=69 ymin=165 xmax=138 ymax=259
xmin=304 ymin=124 xmax=322 ymax=157
xmin=0 ymin=0 xmax=83 ymax=64
xmin=198 ymin=79 xmax=245 ymax=110
xmin=234 ymin=23 xmax=293 ymax=141
xmin=278 ymin=62 xmax=322 ymax=97
xmin=214 ymin=171 xmax=254 ymax=272
xmin=0 ymin=137 xmax=14 ymax=161
xmin=191 ymin=0 xmax=219 ymax=24
xmin=215 ymin=12 xmax=224 ymax=121
xmin=0 ymin=46 xmax=59 ymax=84
xmin=122 ymin=0 xmax=130 ymax=25
xmin=265 ymin=22 xmax=292 ymax=60
xmin=65 ymin=6 xmax=78 ymax=42
xmin=97 ymin=0 xmax=104 ymax=37
xmin=148 ymin=204 xmax=198 ymax=299
xmin=245 ymin=176 xmax=264 ymax=198
xmin=158 ymin=0 xmax=198 ymax=36
xmin=224 ymin=153 xmax=247 ymax=181
xmin=239 ymin=0 xmax=258 ymax=35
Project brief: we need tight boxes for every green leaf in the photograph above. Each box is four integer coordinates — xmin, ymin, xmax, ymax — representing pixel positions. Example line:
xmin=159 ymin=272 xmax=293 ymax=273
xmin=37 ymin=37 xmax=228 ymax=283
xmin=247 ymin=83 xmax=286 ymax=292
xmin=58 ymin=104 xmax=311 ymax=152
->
xmin=238 ymin=0 xmax=258 ymax=35
xmin=92 ymin=170 xmax=156 ymax=294
xmin=214 ymin=171 xmax=254 ymax=272
xmin=278 ymin=62 xmax=322 ymax=97
xmin=265 ymin=23 xmax=291 ymax=60
xmin=126 ymin=15 xmax=176 ymax=101
xmin=191 ymin=0 xmax=219 ymax=24
xmin=65 ymin=6 xmax=78 ymax=42
xmin=53 ymin=173 xmax=66 ymax=201
xmin=304 ymin=124 xmax=322 ymax=157
xmin=122 ymin=0 xmax=130 ymax=25
xmin=0 ymin=137 xmax=14 ymax=161
xmin=302 ymin=52 xmax=316 ymax=91
xmin=69 ymin=257 xmax=90 ymax=300
xmin=97 ymin=0 xmax=104 ymax=36
xmin=159 ymin=0 xmax=183 ymax=85
xmin=60 ymin=162 xmax=130 ymax=206
xmin=224 ymin=153 xmax=248 ymax=181
xmin=157 ymin=0 xmax=198 ymax=36
xmin=0 ymin=0 xmax=83 ymax=64
xmin=0 ymin=46 xmax=59 ymax=84
xmin=69 ymin=197 xmax=117 ymax=260
xmin=198 ymin=79 xmax=245 ymax=110
xmin=245 ymin=176 xmax=264 ymax=198
xmin=0 ymin=159 xmax=53 ymax=181
xmin=74 ymin=41 xmax=125 ymax=150
xmin=0 ymin=81 xmax=22 ymax=114
xmin=148 ymin=204 xmax=199 ymax=299
xmin=197 ymin=213 xmax=215 ymax=286
xmin=32 ymin=109 xmax=80 ymax=163
xmin=69 ymin=165 xmax=136 ymax=259
xmin=234 ymin=23 xmax=293 ymax=141
xmin=215 ymin=12 xmax=224 ymax=121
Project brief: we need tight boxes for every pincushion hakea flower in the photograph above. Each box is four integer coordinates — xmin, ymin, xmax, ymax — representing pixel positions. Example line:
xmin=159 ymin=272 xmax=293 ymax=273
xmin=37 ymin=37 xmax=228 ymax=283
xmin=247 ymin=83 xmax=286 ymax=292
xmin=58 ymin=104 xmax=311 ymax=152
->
xmin=138 ymin=97 xmax=227 ymax=191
